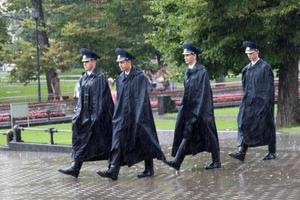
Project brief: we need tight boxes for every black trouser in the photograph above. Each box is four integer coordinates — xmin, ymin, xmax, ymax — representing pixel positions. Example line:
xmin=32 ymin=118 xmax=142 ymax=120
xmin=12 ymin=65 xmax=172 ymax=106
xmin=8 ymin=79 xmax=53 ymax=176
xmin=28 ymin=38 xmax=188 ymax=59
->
xmin=240 ymin=140 xmax=276 ymax=154
xmin=208 ymin=133 xmax=220 ymax=163
xmin=268 ymin=132 xmax=276 ymax=153
xmin=109 ymin=148 xmax=122 ymax=168
xmin=109 ymin=148 xmax=153 ymax=172
xmin=176 ymin=136 xmax=220 ymax=165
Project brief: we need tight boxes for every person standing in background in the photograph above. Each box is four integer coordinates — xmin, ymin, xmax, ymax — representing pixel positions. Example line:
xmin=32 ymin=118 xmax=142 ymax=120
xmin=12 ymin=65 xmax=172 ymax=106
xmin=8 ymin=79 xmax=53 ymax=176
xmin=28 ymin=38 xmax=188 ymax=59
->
xmin=51 ymin=72 xmax=63 ymax=101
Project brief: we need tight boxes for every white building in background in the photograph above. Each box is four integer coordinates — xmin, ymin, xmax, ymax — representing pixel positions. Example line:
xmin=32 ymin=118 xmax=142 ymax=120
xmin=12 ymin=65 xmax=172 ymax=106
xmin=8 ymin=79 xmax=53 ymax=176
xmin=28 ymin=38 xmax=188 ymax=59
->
xmin=0 ymin=63 xmax=15 ymax=72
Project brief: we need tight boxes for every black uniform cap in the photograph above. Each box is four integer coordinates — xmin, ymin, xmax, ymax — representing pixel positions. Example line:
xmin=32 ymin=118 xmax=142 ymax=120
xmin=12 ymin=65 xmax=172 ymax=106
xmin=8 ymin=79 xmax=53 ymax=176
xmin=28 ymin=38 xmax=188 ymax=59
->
xmin=182 ymin=42 xmax=200 ymax=55
xmin=80 ymin=48 xmax=100 ymax=62
xmin=242 ymin=41 xmax=259 ymax=53
xmin=115 ymin=48 xmax=135 ymax=62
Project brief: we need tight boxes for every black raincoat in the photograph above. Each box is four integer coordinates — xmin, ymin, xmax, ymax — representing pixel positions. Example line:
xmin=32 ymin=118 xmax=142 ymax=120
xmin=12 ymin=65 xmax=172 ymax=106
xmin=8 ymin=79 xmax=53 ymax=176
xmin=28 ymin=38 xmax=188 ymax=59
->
xmin=237 ymin=59 xmax=276 ymax=147
xmin=72 ymin=67 xmax=114 ymax=162
xmin=172 ymin=62 xmax=219 ymax=156
xmin=111 ymin=66 xmax=165 ymax=166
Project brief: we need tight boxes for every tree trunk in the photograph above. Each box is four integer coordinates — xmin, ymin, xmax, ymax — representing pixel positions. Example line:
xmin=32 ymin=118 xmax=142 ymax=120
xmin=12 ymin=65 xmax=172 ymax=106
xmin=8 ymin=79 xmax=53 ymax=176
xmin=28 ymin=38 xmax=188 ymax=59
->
xmin=46 ymin=69 xmax=55 ymax=100
xmin=32 ymin=0 xmax=53 ymax=100
xmin=32 ymin=0 xmax=49 ymax=47
xmin=276 ymin=59 xmax=299 ymax=127
xmin=215 ymin=74 xmax=225 ymax=88
xmin=156 ymin=52 xmax=164 ymax=68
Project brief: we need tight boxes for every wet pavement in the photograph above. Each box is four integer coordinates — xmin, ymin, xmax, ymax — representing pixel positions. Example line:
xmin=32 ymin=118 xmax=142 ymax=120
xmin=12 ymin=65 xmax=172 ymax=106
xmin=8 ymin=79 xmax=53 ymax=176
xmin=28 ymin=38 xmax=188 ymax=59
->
xmin=0 ymin=131 xmax=300 ymax=200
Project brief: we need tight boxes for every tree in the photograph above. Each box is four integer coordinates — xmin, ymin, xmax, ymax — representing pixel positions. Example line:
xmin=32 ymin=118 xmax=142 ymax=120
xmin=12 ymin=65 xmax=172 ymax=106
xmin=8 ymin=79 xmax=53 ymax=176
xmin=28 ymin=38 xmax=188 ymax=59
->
xmin=146 ymin=0 xmax=300 ymax=127
xmin=2 ymin=0 xmax=70 ymax=99
xmin=98 ymin=0 xmax=160 ymax=75
xmin=2 ymin=0 xmax=159 ymax=82
xmin=0 ymin=7 xmax=12 ymax=62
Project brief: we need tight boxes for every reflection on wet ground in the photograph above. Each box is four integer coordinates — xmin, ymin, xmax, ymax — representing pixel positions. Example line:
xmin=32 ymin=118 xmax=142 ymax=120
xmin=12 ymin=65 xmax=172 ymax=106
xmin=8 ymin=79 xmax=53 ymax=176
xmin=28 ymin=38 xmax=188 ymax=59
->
xmin=0 ymin=132 xmax=300 ymax=200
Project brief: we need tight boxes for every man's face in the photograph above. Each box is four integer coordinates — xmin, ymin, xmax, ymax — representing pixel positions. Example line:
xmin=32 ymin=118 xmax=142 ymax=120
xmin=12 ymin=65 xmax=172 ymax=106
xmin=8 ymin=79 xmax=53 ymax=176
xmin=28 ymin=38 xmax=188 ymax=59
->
xmin=246 ymin=51 xmax=259 ymax=62
xmin=118 ymin=60 xmax=132 ymax=72
xmin=83 ymin=59 xmax=96 ymax=71
xmin=184 ymin=53 xmax=197 ymax=65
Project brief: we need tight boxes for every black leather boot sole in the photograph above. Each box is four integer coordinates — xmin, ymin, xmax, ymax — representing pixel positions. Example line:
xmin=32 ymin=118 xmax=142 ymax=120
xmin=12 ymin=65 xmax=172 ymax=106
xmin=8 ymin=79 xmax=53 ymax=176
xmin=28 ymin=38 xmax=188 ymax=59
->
xmin=137 ymin=170 xmax=154 ymax=178
xmin=205 ymin=162 xmax=221 ymax=170
xmin=58 ymin=167 xmax=79 ymax=178
xmin=96 ymin=169 xmax=118 ymax=180
xmin=164 ymin=160 xmax=180 ymax=171
xmin=262 ymin=153 xmax=276 ymax=160
xmin=228 ymin=152 xmax=246 ymax=161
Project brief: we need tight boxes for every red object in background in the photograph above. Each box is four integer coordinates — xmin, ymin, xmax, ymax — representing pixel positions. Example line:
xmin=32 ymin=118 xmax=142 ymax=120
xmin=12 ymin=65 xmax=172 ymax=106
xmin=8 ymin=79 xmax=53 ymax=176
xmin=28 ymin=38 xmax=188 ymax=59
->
xmin=0 ymin=110 xmax=65 ymax=122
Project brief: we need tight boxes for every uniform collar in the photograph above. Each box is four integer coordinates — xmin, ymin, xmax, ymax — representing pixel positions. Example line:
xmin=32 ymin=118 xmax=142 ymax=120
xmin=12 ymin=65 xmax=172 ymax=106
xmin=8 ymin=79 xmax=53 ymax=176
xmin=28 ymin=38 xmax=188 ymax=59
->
xmin=188 ymin=63 xmax=195 ymax=69
xmin=251 ymin=58 xmax=260 ymax=66
xmin=85 ymin=67 xmax=100 ymax=77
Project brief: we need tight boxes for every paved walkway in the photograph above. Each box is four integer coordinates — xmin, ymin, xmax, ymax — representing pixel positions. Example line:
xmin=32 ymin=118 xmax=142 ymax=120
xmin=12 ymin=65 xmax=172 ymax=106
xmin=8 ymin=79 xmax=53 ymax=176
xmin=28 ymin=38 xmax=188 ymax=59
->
xmin=0 ymin=131 xmax=300 ymax=200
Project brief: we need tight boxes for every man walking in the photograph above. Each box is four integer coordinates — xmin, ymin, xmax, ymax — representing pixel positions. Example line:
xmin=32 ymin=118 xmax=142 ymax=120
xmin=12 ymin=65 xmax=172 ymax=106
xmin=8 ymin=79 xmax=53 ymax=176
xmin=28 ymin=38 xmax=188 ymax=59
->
xmin=165 ymin=42 xmax=221 ymax=171
xmin=97 ymin=48 xmax=165 ymax=180
xmin=229 ymin=41 xmax=276 ymax=161
xmin=58 ymin=48 xmax=114 ymax=177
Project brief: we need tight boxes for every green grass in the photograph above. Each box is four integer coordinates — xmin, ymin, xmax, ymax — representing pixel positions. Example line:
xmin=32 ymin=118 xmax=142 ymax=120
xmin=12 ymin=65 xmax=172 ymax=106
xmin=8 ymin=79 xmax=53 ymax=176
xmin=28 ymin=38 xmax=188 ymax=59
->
xmin=155 ymin=119 xmax=176 ymax=130
xmin=278 ymin=126 xmax=300 ymax=134
xmin=0 ymin=80 xmax=77 ymax=103
xmin=0 ymin=69 xmax=83 ymax=103
xmin=0 ymin=70 xmax=240 ymax=103
xmin=1 ymin=109 xmax=299 ymax=146
xmin=0 ymin=123 xmax=72 ymax=146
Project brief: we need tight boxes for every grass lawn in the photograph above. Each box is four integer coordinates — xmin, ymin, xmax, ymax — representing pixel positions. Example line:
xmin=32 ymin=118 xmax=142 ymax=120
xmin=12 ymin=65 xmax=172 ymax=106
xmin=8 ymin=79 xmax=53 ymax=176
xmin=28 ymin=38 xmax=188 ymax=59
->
xmin=0 ymin=71 xmax=81 ymax=103
xmin=2 ymin=106 xmax=298 ymax=147
xmin=0 ymin=123 xmax=72 ymax=146
xmin=0 ymin=81 xmax=77 ymax=103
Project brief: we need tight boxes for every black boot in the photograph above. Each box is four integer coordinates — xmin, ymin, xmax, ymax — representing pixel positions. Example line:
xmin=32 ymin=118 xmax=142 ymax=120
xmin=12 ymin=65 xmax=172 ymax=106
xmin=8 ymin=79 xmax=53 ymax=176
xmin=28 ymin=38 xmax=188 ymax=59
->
xmin=97 ymin=148 xmax=121 ymax=180
xmin=205 ymin=148 xmax=221 ymax=170
xmin=262 ymin=152 xmax=276 ymax=160
xmin=97 ymin=165 xmax=120 ymax=181
xmin=58 ymin=160 xmax=83 ymax=178
xmin=164 ymin=139 xmax=187 ymax=171
xmin=137 ymin=159 xmax=154 ymax=178
xmin=263 ymin=138 xmax=276 ymax=160
xmin=228 ymin=145 xmax=248 ymax=161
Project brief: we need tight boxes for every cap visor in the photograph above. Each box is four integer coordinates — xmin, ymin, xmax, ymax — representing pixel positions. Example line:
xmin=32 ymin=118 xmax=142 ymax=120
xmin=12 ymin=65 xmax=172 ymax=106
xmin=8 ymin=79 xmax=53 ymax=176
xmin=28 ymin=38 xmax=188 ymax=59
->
xmin=182 ymin=52 xmax=193 ymax=55
xmin=82 ymin=58 xmax=92 ymax=62
xmin=116 ymin=58 xmax=126 ymax=62
xmin=245 ymin=50 xmax=256 ymax=54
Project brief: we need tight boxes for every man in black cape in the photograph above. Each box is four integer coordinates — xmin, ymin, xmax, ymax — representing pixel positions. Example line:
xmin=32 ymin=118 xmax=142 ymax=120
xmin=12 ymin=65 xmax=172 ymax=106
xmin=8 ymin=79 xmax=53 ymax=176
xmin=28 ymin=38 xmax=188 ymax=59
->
xmin=58 ymin=48 xmax=114 ymax=177
xmin=229 ymin=41 xmax=276 ymax=161
xmin=165 ymin=42 xmax=221 ymax=171
xmin=97 ymin=48 xmax=165 ymax=180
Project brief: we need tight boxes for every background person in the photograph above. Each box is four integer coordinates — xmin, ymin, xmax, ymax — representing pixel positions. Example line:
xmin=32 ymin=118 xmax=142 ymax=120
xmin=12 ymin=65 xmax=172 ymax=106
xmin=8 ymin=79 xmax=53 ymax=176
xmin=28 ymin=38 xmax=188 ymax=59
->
xmin=50 ymin=72 xmax=63 ymax=101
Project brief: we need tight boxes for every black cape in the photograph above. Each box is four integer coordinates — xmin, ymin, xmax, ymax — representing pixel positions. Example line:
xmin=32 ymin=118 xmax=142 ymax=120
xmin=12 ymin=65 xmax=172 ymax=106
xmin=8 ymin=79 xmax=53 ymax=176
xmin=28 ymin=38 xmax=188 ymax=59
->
xmin=72 ymin=67 xmax=114 ymax=162
xmin=172 ymin=63 xmax=219 ymax=156
xmin=237 ymin=59 xmax=276 ymax=147
xmin=111 ymin=66 xmax=165 ymax=166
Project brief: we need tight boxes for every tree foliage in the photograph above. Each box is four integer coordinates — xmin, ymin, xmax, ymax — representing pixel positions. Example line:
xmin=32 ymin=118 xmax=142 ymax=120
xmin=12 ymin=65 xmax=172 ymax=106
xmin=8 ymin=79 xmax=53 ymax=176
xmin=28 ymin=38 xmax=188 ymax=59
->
xmin=1 ymin=0 xmax=158 ymax=81
xmin=1 ymin=0 xmax=299 ymax=127
xmin=146 ymin=0 xmax=300 ymax=127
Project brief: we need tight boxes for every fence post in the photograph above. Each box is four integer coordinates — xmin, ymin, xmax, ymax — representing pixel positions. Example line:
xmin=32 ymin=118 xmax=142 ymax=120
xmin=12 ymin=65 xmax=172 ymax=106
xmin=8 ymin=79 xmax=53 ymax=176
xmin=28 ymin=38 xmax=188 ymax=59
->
xmin=48 ymin=128 xmax=56 ymax=145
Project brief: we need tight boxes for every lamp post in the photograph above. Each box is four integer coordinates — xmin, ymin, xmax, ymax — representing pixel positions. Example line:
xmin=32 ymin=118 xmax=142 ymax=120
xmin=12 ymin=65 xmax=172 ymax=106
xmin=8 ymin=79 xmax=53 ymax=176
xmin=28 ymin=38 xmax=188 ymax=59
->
xmin=32 ymin=9 xmax=42 ymax=102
